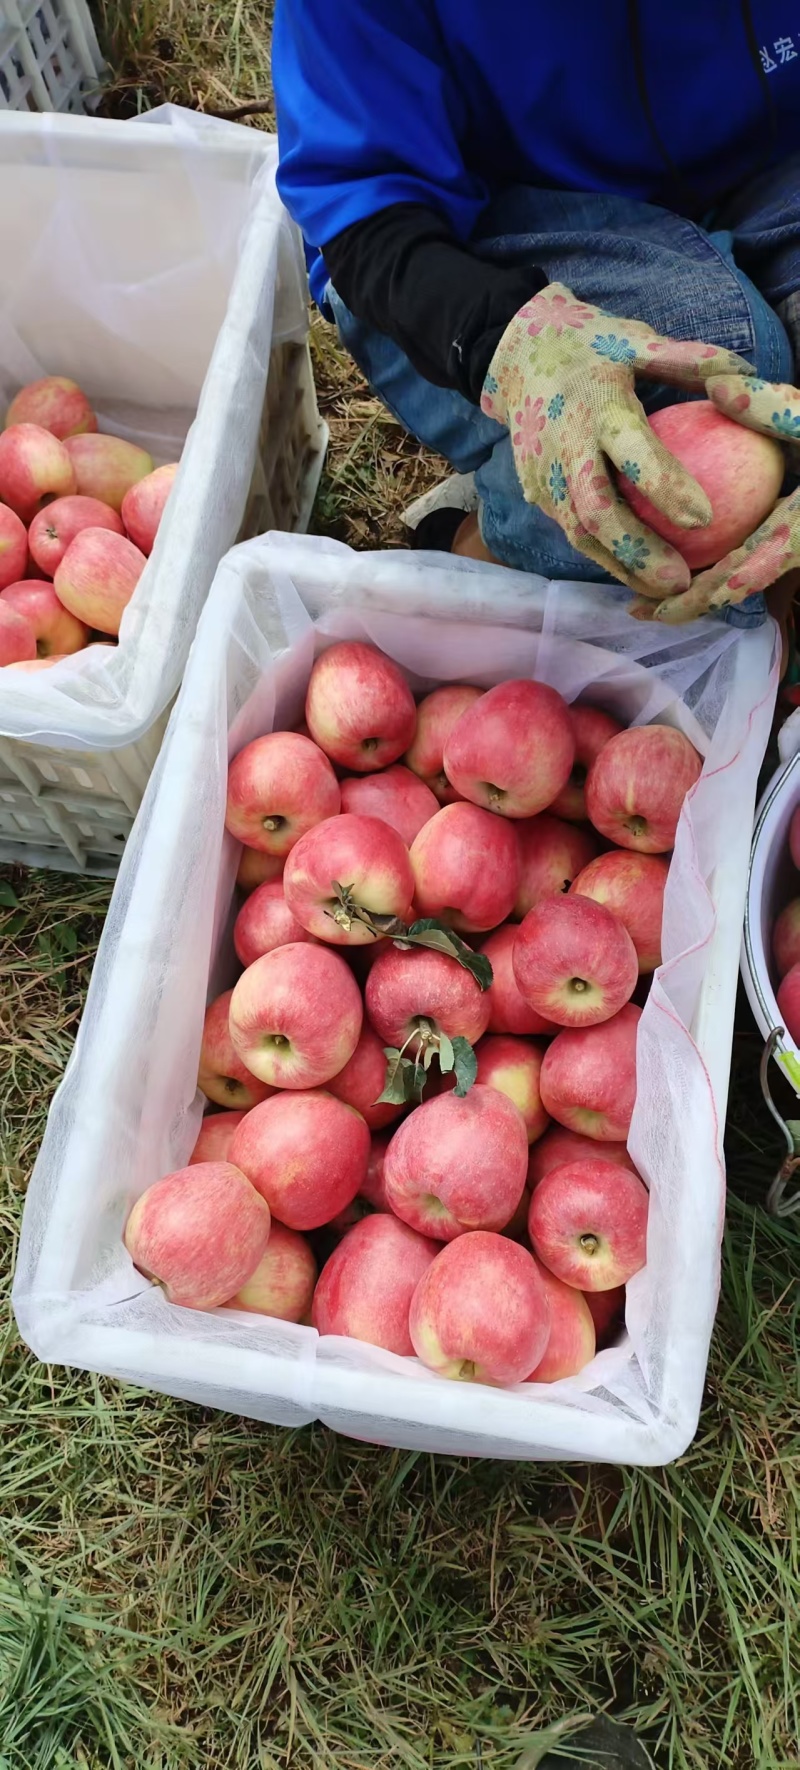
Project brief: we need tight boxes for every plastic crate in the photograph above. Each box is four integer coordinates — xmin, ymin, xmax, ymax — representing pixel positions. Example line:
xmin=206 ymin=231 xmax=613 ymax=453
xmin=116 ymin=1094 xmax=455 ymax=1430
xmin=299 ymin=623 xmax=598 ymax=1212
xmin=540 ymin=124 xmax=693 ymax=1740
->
xmin=0 ymin=0 xmax=103 ymax=112
xmin=0 ymin=109 xmax=327 ymax=874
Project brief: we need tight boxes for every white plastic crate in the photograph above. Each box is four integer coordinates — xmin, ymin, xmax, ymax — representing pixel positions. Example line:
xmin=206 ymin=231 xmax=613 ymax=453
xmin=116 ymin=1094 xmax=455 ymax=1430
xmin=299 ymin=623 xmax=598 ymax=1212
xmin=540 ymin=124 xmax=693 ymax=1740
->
xmin=13 ymin=535 xmax=778 ymax=1464
xmin=0 ymin=0 xmax=103 ymax=113
xmin=0 ymin=107 xmax=327 ymax=873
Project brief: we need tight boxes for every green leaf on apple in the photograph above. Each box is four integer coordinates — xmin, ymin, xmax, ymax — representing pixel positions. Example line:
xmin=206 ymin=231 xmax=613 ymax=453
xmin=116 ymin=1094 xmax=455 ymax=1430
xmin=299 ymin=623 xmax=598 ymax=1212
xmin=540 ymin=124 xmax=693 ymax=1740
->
xmin=396 ymin=919 xmax=494 ymax=991
xmin=437 ymin=1031 xmax=455 ymax=1074
xmin=376 ymin=1048 xmax=412 ymax=1106
xmin=451 ymin=1037 xmax=478 ymax=1097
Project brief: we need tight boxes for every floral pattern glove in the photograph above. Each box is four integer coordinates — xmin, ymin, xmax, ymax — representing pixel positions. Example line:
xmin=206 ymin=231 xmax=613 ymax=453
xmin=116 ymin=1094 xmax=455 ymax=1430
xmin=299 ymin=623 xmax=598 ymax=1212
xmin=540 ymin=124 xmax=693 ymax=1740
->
xmin=637 ymin=375 xmax=800 ymax=624
xmin=481 ymin=284 xmax=752 ymax=596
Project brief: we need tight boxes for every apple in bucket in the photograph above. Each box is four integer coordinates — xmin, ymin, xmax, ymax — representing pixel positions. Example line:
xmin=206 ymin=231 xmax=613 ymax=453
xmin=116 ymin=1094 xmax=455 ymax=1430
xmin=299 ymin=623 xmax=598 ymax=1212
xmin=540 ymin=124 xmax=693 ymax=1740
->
xmin=618 ymin=400 xmax=784 ymax=568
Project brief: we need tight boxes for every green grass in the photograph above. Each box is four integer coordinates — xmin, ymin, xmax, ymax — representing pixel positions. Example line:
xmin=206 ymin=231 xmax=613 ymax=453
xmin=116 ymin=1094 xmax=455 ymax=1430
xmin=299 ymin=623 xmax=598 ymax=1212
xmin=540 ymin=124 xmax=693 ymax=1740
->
xmin=1 ymin=8 xmax=799 ymax=1767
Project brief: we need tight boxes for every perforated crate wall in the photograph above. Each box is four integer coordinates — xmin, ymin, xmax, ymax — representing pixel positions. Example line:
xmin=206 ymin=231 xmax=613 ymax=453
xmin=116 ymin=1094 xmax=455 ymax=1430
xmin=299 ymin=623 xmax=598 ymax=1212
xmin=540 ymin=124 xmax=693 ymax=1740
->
xmin=0 ymin=0 xmax=103 ymax=113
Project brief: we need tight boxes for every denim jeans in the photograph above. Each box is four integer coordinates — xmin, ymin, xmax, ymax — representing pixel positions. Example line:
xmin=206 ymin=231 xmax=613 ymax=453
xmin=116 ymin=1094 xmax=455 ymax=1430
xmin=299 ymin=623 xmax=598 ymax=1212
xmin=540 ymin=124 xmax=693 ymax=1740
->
xmin=327 ymin=155 xmax=800 ymax=627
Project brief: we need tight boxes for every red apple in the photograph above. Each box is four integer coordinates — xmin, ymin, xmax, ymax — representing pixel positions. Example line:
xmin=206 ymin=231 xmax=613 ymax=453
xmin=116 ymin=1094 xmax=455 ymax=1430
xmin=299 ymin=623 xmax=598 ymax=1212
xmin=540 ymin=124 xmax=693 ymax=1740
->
xmin=224 ymin=1220 xmax=317 ymax=1322
xmin=225 ymin=730 xmax=341 ymax=856
xmin=525 ymin=1263 xmax=596 ymax=1381
xmin=365 ymin=944 xmax=491 ymax=1049
xmin=404 ymin=683 xmax=483 ymax=800
xmin=360 ymin=1130 xmax=392 ymax=1210
xmin=475 ymin=1034 xmax=549 ymax=1143
xmin=513 ymin=814 xmax=600 ymax=920
xmin=64 ymin=433 xmax=153 ymax=510
xmin=0 ymin=598 xmax=36 ymax=665
xmin=0 ymin=424 xmax=76 ymax=520
xmin=54 ymin=528 xmax=146 ymax=636
xmin=586 ymin=725 xmax=702 ymax=854
xmin=198 ymin=989 xmax=274 ymax=1110
xmin=340 ymin=764 xmax=438 ymax=846
xmin=773 ymin=897 xmax=800 ymax=978
xmin=121 ymin=462 xmax=179 ymax=554
xmin=237 ymin=848 xmax=285 ymax=894
xmin=586 ymin=1285 xmax=626 ymax=1347
xmin=230 ymin=1089 xmax=370 ymax=1229
xmin=6 ymin=375 xmax=97 ymax=439
xmin=442 ymin=679 xmax=574 ymax=817
xmin=550 ymin=704 xmax=625 ymax=821
xmin=512 ymin=895 xmax=638 ymax=1028
xmin=790 ymin=806 xmax=800 ymax=870
xmin=189 ymin=1109 xmax=247 ymax=1165
xmin=528 ymin=1158 xmax=649 ymax=1290
xmin=0 ymin=502 xmax=28 ymax=590
xmin=478 ymin=925 xmax=557 ymax=1036
xmin=233 ymin=879 xmax=316 ymax=968
xmin=28 ymin=495 xmax=124 ymax=576
xmin=528 ymin=1124 xmax=637 ymax=1189
xmin=571 ymin=850 xmax=669 ymax=974
xmin=326 ymin=1022 xmax=404 ymax=1130
xmin=618 ymin=400 xmax=784 ymax=569
xmin=409 ymin=801 xmax=520 ymax=932
xmin=284 ymin=813 xmax=414 ymax=945
xmin=539 ymin=1004 xmax=641 ymax=1141
xmin=229 ymin=942 xmax=363 ymax=1088
xmin=123 ymin=1160 xmax=271 ymax=1310
xmin=384 ymin=1084 xmax=528 ymax=1240
xmin=777 ymin=962 xmax=800 ymax=1044
xmin=1 ymin=580 xmax=90 ymax=657
xmin=312 ymin=1213 xmax=437 ymax=1353
xmin=305 ymin=640 xmax=417 ymax=771
xmin=409 ymin=1231 xmax=552 ymax=1386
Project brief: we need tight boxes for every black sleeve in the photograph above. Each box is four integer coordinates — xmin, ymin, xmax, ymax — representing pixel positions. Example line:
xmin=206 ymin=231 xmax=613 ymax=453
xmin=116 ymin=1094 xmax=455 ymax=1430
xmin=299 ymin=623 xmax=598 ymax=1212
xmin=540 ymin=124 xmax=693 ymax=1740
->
xmin=322 ymin=203 xmax=547 ymax=405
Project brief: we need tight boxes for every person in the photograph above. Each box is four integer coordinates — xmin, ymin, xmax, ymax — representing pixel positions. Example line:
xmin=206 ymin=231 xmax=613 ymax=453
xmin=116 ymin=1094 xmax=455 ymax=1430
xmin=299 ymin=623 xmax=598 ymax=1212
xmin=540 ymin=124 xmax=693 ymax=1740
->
xmin=272 ymin=2 xmax=800 ymax=626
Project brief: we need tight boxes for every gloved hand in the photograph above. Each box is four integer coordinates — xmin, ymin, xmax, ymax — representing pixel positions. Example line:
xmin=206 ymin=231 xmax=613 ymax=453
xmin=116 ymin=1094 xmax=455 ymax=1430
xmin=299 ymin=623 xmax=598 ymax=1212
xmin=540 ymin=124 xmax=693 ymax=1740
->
xmin=481 ymin=284 xmax=752 ymax=596
xmin=636 ymin=375 xmax=800 ymax=623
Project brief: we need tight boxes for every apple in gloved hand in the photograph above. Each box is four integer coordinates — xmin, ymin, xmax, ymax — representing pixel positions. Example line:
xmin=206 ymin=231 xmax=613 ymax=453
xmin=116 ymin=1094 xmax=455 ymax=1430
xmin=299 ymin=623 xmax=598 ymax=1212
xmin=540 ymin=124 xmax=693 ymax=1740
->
xmin=619 ymin=401 xmax=785 ymax=568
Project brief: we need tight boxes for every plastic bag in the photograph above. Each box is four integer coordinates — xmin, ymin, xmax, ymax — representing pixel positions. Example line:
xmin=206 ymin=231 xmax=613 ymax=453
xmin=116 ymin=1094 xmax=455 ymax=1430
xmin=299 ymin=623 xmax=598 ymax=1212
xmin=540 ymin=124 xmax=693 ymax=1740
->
xmin=13 ymin=535 xmax=779 ymax=1463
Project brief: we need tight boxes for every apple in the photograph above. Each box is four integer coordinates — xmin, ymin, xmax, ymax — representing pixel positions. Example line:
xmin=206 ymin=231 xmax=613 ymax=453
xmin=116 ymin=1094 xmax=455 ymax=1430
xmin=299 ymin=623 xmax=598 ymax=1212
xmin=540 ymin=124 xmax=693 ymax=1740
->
xmin=0 ymin=502 xmax=28 ymax=590
xmin=512 ymin=894 xmax=638 ymax=1028
xmin=528 ymin=1124 xmax=637 ymax=1189
xmin=28 ymin=494 xmax=124 ymax=576
xmin=223 ymin=1220 xmax=317 ymax=1321
xmin=360 ymin=1129 xmax=393 ymax=1210
xmin=1 ymin=580 xmax=90 ymax=657
xmin=404 ymin=684 xmax=483 ymax=800
xmin=121 ymin=462 xmax=179 ymax=554
xmin=189 ymin=1109 xmax=247 ymax=1165
xmin=229 ymin=941 xmax=363 ymax=1088
xmin=365 ymin=944 xmax=491 ymax=1049
xmin=230 ymin=1088 xmax=370 ymax=1229
xmin=550 ymin=704 xmax=625 ymax=821
xmin=225 ymin=730 xmax=341 ymax=856
xmin=525 ymin=1263 xmax=596 ymax=1381
xmin=773 ymin=897 xmax=800 ymax=978
xmin=312 ymin=1213 xmax=437 ymax=1354
xmin=790 ymin=806 xmax=800 ymax=870
xmin=409 ymin=802 xmax=520 ymax=932
xmin=305 ymin=640 xmax=417 ymax=771
xmin=283 ymin=813 xmax=414 ymax=945
xmin=237 ymin=847 xmax=284 ymax=894
xmin=0 ymin=424 xmax=76 ymax=520
xmin=586 ymin=726 xmax=702 ymax=854
xmin=6 ymin=375 xmax=97 ymax=439
xmin=198 ymin=989 xmax=274 ymax=1110
xmin=586 ymin=1285 xmax=626 ymax=1347
xmin=777 ymin=961 xmax=800 ymax=1044
xmin=123 ymin=1160 xmax=271 ymax=1310
xmin=64 ymin=434 xmax=154 ymax=511
xmin=409 ymin=1231 xmax=552 ymax=1386
xmin=54 ymin=528 xmax=146 ymax=636
xmin=442 ymin=679 xmax=574 ymax=817
xmin=571 ymin=850 xmax=669 ymax=974
xmin=384 ymin=1084 xmax=528 ymax=1240
xmin=475 ymin=1034 xmax=549 ymax=1143
xmin=340 ymin=764 xmax=439 ymax=846
xmin=528 ymin=1158 xmax=649 ymax=1290
xmin=618 ymin=400 xmax=785 ymax=569
xmin=539 ymin=1004 xmax=641 ymax=1141
xmin=233 ymin=879 xmax=316 ymax=968
xmin=513 ymin=814 xmax=600 ymax=920
xmin=478 ymin=925 xmax=557 ymax=1036
xmin=0 ymin=598 xmax=36 ymax=665
xmin=326 ymin=1022 xmax=405 ymax=1130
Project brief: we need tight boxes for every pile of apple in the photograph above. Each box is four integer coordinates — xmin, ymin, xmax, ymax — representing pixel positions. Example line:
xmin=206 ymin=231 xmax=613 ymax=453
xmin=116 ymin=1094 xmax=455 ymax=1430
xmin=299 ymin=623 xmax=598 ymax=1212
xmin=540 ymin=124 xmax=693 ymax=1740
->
xmin=772 ymin=804 xmax=800 ymax=1044
xmin=124 ymin=641 xmax=703 ymax=1389
xmin=0 ymin=375 xmax=178 ymax=668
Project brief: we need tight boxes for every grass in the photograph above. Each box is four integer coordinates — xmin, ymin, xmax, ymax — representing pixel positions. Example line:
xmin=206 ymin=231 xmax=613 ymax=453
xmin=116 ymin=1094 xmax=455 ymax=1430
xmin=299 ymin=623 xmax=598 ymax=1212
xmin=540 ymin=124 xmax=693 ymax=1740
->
xmin=1 ymin=6 xmax=799 ymax=1767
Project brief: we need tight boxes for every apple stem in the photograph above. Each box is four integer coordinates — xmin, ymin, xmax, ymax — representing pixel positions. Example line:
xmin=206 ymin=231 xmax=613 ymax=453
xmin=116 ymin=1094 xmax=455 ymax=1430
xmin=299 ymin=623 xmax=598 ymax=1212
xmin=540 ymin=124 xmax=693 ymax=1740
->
xmin=579 ymin=1233 xmax=600 ymax=1255
xmin=262 ymin=815 xmax=285 ymax=833
xmin=570 ymin=978 xmax=589 ymax=993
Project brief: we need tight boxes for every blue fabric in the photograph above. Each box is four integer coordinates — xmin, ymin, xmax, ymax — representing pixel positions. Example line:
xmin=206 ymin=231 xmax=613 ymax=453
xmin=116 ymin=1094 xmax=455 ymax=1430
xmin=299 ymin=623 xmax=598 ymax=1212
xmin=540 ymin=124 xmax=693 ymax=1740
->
xmin=328 ymin=166 xmax=800 ymax=627
xmin=273 ymin=0 xmax=800 ymax=306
